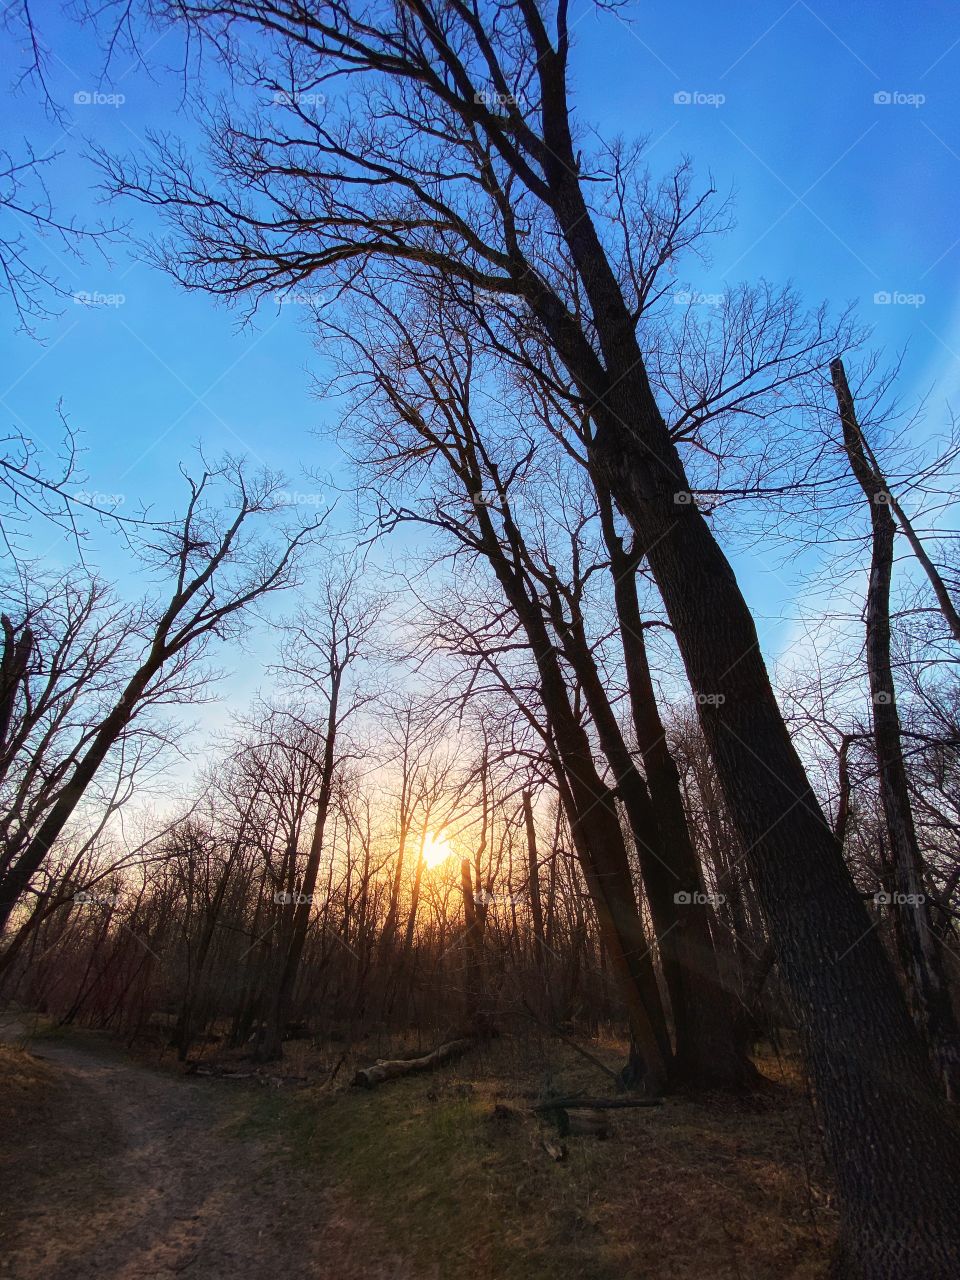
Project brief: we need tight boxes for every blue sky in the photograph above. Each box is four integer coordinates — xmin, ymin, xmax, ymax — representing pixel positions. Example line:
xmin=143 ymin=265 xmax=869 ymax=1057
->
xmin=2 ymin=0 xmax=959 ymax=681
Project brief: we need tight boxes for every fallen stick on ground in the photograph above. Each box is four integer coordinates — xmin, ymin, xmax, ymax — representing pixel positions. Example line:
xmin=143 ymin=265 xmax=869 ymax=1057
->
xmin=186 ymin=1063 xmax=308 ymax=1085
xmin=519 ymin=999 xmax=622 ymax=1088
xmin=531 ymin=1095 xmax=664 ymax=1111
xmin=351 ymin=1037 xmax=475 ymax=1088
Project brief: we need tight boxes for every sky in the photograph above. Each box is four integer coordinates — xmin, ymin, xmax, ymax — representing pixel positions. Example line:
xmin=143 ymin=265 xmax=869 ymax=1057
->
xmin=2 ymin=0 xmax=959 ymax=706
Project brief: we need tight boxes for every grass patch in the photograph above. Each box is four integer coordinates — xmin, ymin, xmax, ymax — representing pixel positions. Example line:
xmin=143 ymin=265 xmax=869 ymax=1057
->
xmin=236 ymin=1038 xmax=836 ymax=1279
xmin=0 ymin=1040 xmax=121 ymax=1254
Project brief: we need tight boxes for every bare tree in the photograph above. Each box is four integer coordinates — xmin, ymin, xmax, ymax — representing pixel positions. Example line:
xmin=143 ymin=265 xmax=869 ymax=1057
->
xmin=0 ymin=457 xmax=318 ymax=943
xmin=0 ymin=1 xmax=117 ymax=333
xmin=254 ymin=563 xmax=380 ymax=1060
xmin=832 ymin=357 xmax=960 ymax=1099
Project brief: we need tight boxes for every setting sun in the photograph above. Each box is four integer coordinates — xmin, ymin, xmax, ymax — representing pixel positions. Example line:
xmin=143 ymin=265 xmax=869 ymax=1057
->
xmin=421 ymin=832 xmax=454 ymax=869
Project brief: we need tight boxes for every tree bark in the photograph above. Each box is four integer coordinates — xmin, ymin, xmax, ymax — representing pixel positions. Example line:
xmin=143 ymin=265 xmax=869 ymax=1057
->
xmin=586 ymin=370 xmax=960 ymax=1274
xmin=352 ymin=1038 xmax=476 ymax=1088
xmin=257 ymin=672 xmax=341 ymax=1061
xmin=547 ymin=745 xmax=669 ymax=1090
xmin=522 ymin=788 xmax=548 ymax=996
xmin=460 ymin=857 xmax=489 ymax=1033
xmin=0 ymin=614 xmax=32 ymax=764
xmin=486 ymin=533 xmax=671 ymax=1084
xmin=514 ymin=133 xmax=960 ymax=1263
xmin=596 ymin=490 xmax=757 ymax=1088
xmin=832 ymin=356 xmax=960 ymax=1100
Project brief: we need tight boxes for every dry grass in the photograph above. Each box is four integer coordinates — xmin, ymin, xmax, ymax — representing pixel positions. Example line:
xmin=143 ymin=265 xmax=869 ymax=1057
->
xmin=237 ymin=1032 xmax=838 ymax=1279
xmin=0 ymin=1039 xmax=121 ymax=1259
xmin=1 ymin=1017 xmax=838 ymax=1277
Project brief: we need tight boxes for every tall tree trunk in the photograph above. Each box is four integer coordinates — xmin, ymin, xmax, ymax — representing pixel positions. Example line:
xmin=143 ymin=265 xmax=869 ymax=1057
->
xmin=593 ymin=491 xmax=756 ymax=1086
xmin=522 ymin=788 xmax=547 ymax=994
xmin=521 ymin=135 xmax=960 ymax=1254
xmin=547 ymin=738 xmax=669 ymax=1090
xmin=380 ymin=818 xmax=409 ymax=958
xmin=584 ymin=365 xmax=960 ymax=1274
xmin=554 ymin=595 xmax=751 ymax=1086
xmin=0 ymin=664 xmax=154 ymax=939
xmin=257 ymin=677 xmax=341 ymax=1061
xmin=460 ymin=857 xmax=489 ymax=1033
xmin=833 ymin=406 xmax=960 ymax=645
xmin=832 ymin=356 xmax=960 ymax=1100
xmin=402 ymin=828 xmax=428 ymax=960
xmin=0 ymin=614 xmax=32 ymax=770
xmin=621 ymin=600 xmax=753 ymax=1074
xmin=489 ymin=538 xmax=671 ymax=1083
xmin=437 ymin=489 xmax=671 ymax=1085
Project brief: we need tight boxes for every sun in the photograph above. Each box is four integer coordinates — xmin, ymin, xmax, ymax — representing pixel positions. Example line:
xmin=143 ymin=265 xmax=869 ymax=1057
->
xmin=422 ymin=831 xmax=454 ymax=869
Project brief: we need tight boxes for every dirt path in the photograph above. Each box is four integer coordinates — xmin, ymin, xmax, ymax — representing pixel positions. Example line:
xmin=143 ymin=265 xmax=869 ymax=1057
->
xmin=1 ymin=1027 xmax=414 ymax=1280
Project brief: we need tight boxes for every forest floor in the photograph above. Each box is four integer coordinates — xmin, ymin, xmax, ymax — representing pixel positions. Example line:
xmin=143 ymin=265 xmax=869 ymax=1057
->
xmin=0 ymin=1014 xmax=838 ymax=1279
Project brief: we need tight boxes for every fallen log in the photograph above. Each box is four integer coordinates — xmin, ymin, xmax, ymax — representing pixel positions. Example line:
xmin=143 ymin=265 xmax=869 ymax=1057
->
xmin=351 ymin=1037 xmax=475 ymax=1088
xmin=186 ymin=1063 xmax=308 ymax=1086
xmin=535 ymin=1095 xmax=661 ymax=1139
xmin=187 ymin=1063 xmax=258 ymax=1079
